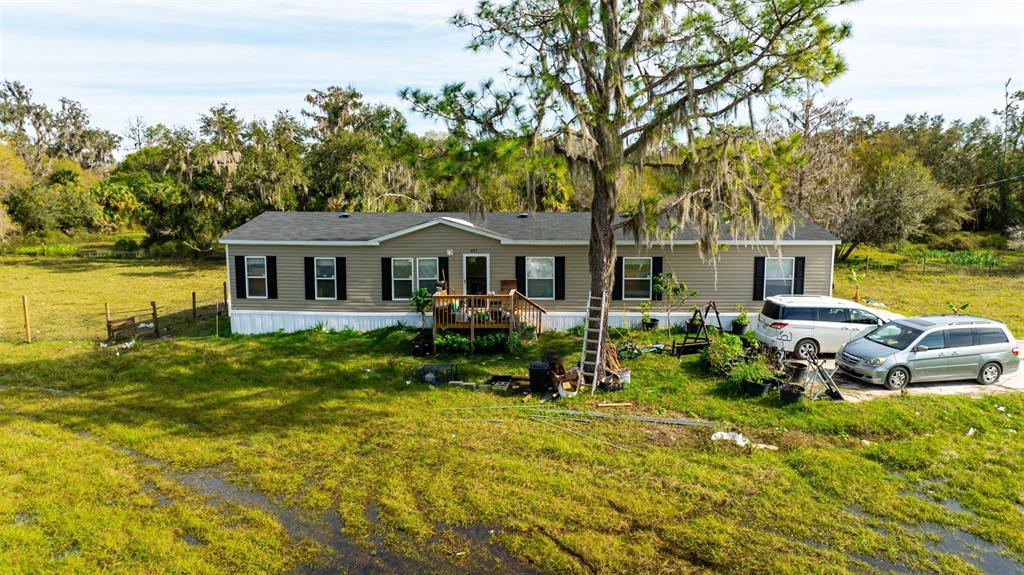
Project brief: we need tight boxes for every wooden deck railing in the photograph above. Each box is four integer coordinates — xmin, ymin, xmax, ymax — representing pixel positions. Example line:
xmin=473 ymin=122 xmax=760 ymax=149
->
xmin=432 ymin=290 xmax=545 ymax=348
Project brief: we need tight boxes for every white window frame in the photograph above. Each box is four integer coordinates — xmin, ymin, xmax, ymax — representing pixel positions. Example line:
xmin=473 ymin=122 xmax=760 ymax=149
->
xmin=622 ymin=256 xmax=653 ymax=300
xmin=764 ymin=256 xmax=795 ymax=298
xmin=525 ymin=256 xmax=556 ymax=300
xmin=391 ymin=257 xmax=415 ymax=301
xmin=244 ymin=255 xmax=268 ymax=299
xmin=416 ymin=257 xmax=439 ymax=294
xmin=462 ymin=253 xmax=491 ymax=295
xmin=314 ymin=257 xmax=337 ymax=300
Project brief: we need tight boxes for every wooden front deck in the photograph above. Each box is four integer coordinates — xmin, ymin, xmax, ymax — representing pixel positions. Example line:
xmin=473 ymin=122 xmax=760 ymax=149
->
xmin=432 ymin=290 xmax=546 ymax=347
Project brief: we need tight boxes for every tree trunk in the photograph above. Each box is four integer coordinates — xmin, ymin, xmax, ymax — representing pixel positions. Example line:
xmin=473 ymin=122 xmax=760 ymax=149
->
xmin=586 ymin=154 xmax=621 ymax=382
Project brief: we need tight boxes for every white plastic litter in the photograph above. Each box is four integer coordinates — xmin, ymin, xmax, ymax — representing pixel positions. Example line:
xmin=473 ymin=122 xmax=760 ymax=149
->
xmin=966 ymin=427 xmax=976 ymax=436
xmin=711 ymin=431 xmax=751 ymax=448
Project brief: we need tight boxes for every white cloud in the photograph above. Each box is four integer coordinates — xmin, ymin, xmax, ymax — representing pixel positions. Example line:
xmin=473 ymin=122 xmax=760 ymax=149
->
xmin=1 ymin=0 xmax=1022 ymax=137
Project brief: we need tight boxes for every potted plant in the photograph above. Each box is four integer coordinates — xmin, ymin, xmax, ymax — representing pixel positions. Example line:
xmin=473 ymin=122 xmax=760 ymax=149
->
xmin=409 ymin=288 xmax=433 ymax=329
xmin=686 ymin=305 xmax=703 ymax=333
xmin=731 ymin=304 xmax=749 ymax=335
xmin=654 ymin=272 xmax=697 ymax=333
xmin=409 ymin=288 xmax=434 ymax=356
xmin=639 ymin=302 xmax=658 ymax=331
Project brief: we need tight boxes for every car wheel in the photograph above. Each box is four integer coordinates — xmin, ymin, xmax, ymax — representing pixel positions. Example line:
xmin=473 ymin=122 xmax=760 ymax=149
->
xmin=884 ymin=367 xmax=910 ymax=390
xmin=978 ymin=362 xmax=1001 ymax=385
xmin=794 ymin=339 xmax=819 ymax=360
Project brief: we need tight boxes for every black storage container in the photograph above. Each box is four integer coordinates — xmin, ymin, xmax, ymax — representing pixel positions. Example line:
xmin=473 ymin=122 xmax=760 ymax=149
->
xmin=528 ymin=361 xmax=551 ymax=392
xmin=784 ymin=361 xmax=808 ymax=382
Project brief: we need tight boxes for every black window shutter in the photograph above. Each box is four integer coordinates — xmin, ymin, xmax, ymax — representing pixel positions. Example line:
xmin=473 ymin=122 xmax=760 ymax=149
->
xmin=381 ymin=257 xmax=392 ymax=301
xmin=611 ymin=257 xmax=624 ymax=300
xmin=793 ymin=256 xmax=806 ymax=295
xmin=515 ymin=256 xmax=526 ymax=293
xmin=304 ymin=257 xmax=315 ymax=300
xmin=651 ymin=257 xmax=664 ymax=300
xmin=234 ymin=255 xmax=247 ymax=299
xmin=555 ymin=256 xmax=566 ymax=300
xmin=336 ymin=257 xmax=347 ymax=300
xmin=753 ymin=256 xmax=766 ymax=301
xmin=266 ymin=256 xmax=278 ymax=299
xmin=437 ymin=257 xmax=449 ymax=292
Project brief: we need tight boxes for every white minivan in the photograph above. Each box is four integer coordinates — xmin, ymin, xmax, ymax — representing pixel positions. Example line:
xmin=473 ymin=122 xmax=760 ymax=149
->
xmin=754 ymin=295 xmax=903 ymax=358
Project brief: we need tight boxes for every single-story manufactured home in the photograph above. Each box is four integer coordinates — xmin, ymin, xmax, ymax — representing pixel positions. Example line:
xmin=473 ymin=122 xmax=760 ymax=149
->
xmin=220 ymin=211 xmax=839 ymax=334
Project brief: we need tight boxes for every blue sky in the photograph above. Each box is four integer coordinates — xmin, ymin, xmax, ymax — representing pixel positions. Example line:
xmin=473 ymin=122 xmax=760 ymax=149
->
xmin=1 ymin=0 xmax=1022 ymax=142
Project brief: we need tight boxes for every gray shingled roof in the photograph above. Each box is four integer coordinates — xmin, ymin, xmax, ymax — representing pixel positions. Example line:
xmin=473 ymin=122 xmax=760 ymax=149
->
xmin=220 ymin=211 xmax=838 ymax=243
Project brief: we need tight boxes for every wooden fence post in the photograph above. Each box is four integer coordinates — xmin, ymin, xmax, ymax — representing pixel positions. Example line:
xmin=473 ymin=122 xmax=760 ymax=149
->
xmin=192 ymin=291 xmax=197 ymax=322
xmin=105 ymin=302 xmax=112 ymax=341
xmin=151 ymin=301 xmax=160 ymax=338
xmin=22 ymin=295 xmax=31 ymax=344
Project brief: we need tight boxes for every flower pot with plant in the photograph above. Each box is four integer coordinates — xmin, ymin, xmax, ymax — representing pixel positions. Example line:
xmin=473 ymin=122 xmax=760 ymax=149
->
xmin=639 ymin=302 xmax=659 ymax=331
xmin=731 ymin=304 xmax=749 ymax=335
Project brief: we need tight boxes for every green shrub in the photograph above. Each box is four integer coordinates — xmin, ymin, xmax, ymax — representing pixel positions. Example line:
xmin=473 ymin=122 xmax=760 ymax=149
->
xmin=699 ymin=332 xmax=745 ymax=376
xmin=927 ymin=232 xmax=1007 ymax=252
xmin=113 ymin=238 xmax=140 ymax=252
xmin=145 ymin=241 xmax=191 ymax=259
xmin=726 ymin=360 xmax=778 ymax=388
xmin=435 ymin=332 xmax=472 ymax=355
xmin=474 ymin=332 xmax=506 ymax=353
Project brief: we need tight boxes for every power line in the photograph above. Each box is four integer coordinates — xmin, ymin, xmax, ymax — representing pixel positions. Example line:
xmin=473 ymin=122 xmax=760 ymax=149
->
xmin=956 ymin=173 xmax=1024 ymax=191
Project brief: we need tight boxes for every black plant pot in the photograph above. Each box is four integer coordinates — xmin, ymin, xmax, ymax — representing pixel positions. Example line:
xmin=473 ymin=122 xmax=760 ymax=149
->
xmin=784 ymin=361 xmax=808 ymax=382
xmin=641 ymin=319 xmax=659 ymax=331
xmin=411 ymin=331 xmax=433 ymax=357
xmin=779 ymin=383 xmax=805 ymax=404
xmin=731 ymin=322 xmax=748 ymax=335
xmin=740 ymin=380 xmax=768 ymax=396
xmin=686 ymin=321 xmax=703 ymax=333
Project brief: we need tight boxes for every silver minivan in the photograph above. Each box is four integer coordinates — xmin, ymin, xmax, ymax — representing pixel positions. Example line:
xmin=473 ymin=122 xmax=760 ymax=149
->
xmin=837 ymin=315 xmax=1021 ymax=390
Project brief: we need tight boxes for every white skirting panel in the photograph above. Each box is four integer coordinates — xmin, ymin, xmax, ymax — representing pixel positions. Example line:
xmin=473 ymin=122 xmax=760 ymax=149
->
xmin=231 ymin=309 xmax=756 ymax=335
xmin=231 ymin=310 xmax=428 ymax=335
xmin=543 ymin=312 xmax=753 ymax=332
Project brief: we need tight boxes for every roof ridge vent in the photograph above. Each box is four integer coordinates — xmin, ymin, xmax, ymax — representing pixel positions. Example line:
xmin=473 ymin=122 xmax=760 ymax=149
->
xmin=339 ymin=212 xmax=351 ymax=218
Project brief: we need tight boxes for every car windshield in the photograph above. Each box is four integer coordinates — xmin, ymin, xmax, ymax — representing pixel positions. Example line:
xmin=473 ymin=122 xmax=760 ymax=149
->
xmin=865 ymin=323 xmax=923 ymax=350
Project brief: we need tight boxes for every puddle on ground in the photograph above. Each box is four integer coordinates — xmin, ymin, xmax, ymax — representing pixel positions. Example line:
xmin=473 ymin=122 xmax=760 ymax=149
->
xmin=84 ymin=432 xmax=541 ymax=575
xmin=918 ymin=522 xmax=1024 ymax=575
xmin=841 ymin=503 xmax=1024 ymax=575
xmin=140 ymin=482 xmax=174 ymax=508
xmin=170 ymin=468 xmax=542 ymax=575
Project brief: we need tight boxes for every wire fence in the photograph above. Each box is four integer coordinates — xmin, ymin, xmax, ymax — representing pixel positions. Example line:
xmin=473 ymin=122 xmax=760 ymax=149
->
xmin=2 ymin=286 xmax=228 ymax=344
xmin=841 ymin=252 xmax=1017 ymax=276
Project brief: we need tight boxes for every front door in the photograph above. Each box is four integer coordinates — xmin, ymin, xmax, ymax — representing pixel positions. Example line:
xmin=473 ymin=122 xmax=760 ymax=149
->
xmin=464 ymin=254 xmax=489 ymax=295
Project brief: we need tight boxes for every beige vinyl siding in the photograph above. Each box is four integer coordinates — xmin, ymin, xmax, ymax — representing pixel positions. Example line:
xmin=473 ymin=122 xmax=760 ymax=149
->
xmin=228 ymin=223 xmax=833 ymax=314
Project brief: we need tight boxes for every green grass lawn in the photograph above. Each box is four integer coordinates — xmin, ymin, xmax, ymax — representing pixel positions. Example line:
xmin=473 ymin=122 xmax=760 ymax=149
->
xmin=835 ymin=244 xmax=1024 ymax=335
xmin=0 ymin=255 xmax=224 ymax=342
xmin=1 ymin=245 xmax=1023 ymax=574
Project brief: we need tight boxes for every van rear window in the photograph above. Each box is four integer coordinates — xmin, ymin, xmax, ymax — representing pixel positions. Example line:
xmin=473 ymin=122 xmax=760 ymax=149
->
xmin=783 ymin=307 xmax=816 ymax=321
xmin=760 ymin=301 xmax=782 ymax=320
xmin=975 ymin=328 xmax=1008 ymax=345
